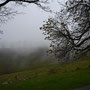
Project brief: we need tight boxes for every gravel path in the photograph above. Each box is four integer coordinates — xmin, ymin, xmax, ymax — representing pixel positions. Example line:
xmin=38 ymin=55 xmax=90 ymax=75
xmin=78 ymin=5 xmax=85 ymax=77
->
xmin=74 ymin=85 xmax=90 ymax=90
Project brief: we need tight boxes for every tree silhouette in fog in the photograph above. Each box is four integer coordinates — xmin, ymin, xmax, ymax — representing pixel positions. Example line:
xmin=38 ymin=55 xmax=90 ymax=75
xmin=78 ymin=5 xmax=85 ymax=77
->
xmin=41 ymin=0 xmax=90 ymax=62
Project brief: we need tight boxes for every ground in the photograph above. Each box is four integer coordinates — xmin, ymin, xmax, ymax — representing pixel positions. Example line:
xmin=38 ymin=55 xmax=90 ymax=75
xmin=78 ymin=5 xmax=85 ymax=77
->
xmin=0 ymin=56 xmax=90 ymax=90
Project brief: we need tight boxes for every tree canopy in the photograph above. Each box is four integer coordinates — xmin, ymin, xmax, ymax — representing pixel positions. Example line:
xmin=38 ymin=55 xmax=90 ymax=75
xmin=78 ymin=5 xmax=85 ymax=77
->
xmin=41 ymin=0 xmax=90 ymax=62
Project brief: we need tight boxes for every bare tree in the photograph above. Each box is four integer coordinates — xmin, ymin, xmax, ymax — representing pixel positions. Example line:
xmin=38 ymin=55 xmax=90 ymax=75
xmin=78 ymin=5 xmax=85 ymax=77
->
xmin=0 ymin=0 xmax=38 ymax=7
xmin=0 ymin=0 xmax=50 ymax=8
xmin=0 ymin=0 xmax=50 ymax=23
xmin=41 ymin=0 xmax=90 ymax=62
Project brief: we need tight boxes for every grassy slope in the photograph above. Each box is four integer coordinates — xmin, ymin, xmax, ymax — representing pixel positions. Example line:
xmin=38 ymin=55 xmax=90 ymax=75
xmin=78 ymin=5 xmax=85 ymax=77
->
xmin=0 ymin=56 xmax=90 ymax=90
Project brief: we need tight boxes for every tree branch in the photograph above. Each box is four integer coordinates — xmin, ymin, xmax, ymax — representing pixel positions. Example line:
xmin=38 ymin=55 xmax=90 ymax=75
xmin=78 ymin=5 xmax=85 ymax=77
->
xmin=0 ymin=0 xmax=39 ymax=7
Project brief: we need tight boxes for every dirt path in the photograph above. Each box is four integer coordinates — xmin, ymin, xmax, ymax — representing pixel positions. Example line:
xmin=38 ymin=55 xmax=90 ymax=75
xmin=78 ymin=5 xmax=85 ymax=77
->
xmin=74 ymin=85 xmax=90 ymax=90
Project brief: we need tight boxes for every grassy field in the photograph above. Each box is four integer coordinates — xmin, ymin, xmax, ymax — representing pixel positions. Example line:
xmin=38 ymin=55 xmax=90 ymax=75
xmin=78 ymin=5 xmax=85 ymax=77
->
xmin=0 ymin=56 xmax=90 ymax=90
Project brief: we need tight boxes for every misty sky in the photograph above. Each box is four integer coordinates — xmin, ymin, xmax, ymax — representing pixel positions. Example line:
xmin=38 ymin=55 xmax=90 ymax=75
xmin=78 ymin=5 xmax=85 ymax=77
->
xmin=0 ymin=0 xmax=66 ymax=49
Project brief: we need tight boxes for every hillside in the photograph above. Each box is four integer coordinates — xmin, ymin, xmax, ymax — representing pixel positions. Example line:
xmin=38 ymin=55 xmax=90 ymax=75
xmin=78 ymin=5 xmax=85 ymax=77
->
xmin=0 ymin=47 xmax=57 ymax=75
xmin=0 ymin=56 xmax=90 ymax=90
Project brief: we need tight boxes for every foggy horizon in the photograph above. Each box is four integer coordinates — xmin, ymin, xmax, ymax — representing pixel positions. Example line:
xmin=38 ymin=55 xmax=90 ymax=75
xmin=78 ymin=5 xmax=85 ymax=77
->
xmin=0 ymin=0 xmax=66 ymax=50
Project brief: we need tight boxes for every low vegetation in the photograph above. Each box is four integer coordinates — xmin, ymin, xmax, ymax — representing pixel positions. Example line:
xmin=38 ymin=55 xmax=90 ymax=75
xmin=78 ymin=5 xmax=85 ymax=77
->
xmin=0 ymin=47 xmax=57 ymax=75
xmin=0 ymin=56 xmax=90 ymax=90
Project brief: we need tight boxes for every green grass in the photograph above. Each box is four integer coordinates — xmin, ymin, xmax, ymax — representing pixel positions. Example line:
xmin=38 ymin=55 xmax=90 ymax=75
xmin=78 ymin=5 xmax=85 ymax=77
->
xmin=0 ymin=56 xmax=90 ymax=90
xmin=0 ymin=69 xmax=90 ymax=90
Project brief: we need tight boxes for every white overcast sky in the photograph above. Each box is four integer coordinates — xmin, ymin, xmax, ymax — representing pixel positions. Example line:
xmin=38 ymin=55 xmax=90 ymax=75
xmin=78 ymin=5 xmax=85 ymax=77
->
xmin=0 ymin=0 xmax=66 ymax=49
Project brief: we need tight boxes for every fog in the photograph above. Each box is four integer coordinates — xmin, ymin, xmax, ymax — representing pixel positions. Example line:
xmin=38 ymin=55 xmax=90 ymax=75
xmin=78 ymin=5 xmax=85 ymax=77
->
xmin=0 ymin=0 xmax=66 ymax=50
xmin=0 ymin=0 xmax=66 ymax=75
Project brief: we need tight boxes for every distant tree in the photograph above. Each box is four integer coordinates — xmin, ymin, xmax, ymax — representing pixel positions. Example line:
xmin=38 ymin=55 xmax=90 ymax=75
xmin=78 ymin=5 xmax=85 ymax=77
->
xmin=41 ymin=0 xmax=90 ymax=62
